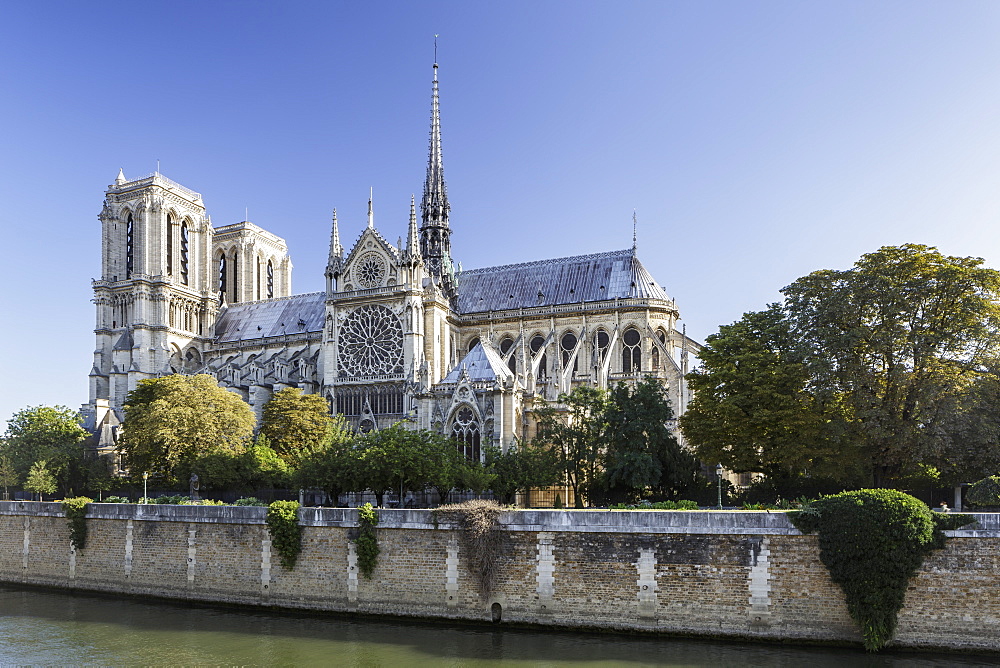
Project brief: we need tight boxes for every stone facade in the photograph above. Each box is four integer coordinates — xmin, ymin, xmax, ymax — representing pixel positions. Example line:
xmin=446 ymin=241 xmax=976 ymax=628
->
xmin=82 ymin=60 xmax=700 ymax=454
xmin=3 ymin=502 xmax=999 ymax=652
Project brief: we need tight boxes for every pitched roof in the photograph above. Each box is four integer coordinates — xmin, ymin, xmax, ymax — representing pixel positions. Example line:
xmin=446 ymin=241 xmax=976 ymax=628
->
xmin=214 ymin=292 xmax=326 ymax=343
xmin=440 ymin=342 xmax=514 ymax=384
xmin=455 ymin=248 xmax=670 ymax=314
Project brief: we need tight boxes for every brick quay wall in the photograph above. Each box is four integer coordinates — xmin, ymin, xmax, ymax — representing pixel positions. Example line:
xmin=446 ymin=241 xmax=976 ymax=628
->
xmin=1 ymin=502 xmax=998 ymax=652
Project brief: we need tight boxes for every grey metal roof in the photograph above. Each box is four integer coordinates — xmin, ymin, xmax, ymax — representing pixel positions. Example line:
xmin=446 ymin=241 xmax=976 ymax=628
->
xmin=215 ymin=292 xmax=326 ymax=343
xmin=440 ymin=342 xmax=514 ymax=384
xmin=455 ymin=248 xmax=670 ymax=314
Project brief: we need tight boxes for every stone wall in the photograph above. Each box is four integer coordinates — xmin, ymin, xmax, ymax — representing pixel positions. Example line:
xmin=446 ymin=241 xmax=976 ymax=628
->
xmin=1 ymin=502 xmax=997 ymax=652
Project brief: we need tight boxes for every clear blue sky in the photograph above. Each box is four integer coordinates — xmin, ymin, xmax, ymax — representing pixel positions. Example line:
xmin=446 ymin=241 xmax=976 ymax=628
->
xmin=3 ymin=1 xmax=1000 ymax=425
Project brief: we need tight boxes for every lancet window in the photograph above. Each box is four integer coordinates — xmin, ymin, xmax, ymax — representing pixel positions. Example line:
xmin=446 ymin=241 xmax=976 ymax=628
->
xmin=451 ymin=405 xmax=481 ymax=462
xmin=595 ymin=329 xmax=610 ymax=366
xmin=561 ymin=331 xmax=578 ymax=375
xmin=218 ymin=254 xmax=227 ymax=304
xmin=166 ymin=214 xmax=173 ymax=275
xmin=180 ymin=223 xmax=189 ymax=285
xmin=530 ymin=334 xmax=547 ymax=380
xmin=125 ymin=212 xmax=134 ymax=278
xmin=622 ymin=327 xmax=641 ymax=374
xmin=267 ymin=260 xmax=274 ymax=298
xmin=499 ymin=336 xmax=516 ymax=374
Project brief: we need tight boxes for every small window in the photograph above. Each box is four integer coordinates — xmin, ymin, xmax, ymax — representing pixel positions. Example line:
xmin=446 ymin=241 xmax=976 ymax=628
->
xmin=267 ymin=260 xmax=274 ymax=299
xmin=180 ymin=223 xmax=189 ymax=285
xmin=218 ymin=254 xmax=227 ymax=304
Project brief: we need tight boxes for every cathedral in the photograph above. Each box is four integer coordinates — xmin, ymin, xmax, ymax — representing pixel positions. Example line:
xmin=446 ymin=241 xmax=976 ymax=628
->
xmin=82 ymin=61 xmax=700 ymax=460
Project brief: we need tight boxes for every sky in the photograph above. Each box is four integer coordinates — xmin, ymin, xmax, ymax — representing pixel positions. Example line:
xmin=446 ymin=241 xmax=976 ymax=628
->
xmin=3 ymin=1 xmax=1000 ymax=426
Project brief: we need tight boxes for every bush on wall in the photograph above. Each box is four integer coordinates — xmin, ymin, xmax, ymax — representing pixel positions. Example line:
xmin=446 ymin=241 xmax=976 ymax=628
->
xmin=434 ymin=500 xmax=505 ymax=598
xmin=789 ymin=489 xmax=973 ymax=651
xmin=355 ymin=502 xmax=379 ymax=579
xmin=61 ymin=497 xmax=92 ymax=550
xmin=266 ymin=500 xmax=302 ymax=570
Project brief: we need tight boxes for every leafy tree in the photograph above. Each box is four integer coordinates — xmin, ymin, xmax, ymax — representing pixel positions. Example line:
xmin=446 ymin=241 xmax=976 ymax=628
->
xmin=485 ymin=443 xmax=560 ymax=506
xmin=681 ymin=306 xmax=859 ymax=482
xmin=602 ymin=377 xmax=701 ymax=503
xmin=84 ymin=455 xmax=115 ymax=500
xmin=356 ymin=424 xmax=467 ymax=507
xmin=0 ymin=455 xmax=18 ymax=500
xmin=119 ymin=374 xmax=256 ymax=483
xmin=295 ymin=432 xmax=361 ymax=505
xmin=682 ymin=245 xmax=1000 ymax=488
xmin=2 ymin=405 xmax=88 ymax=494
xmin=260 ymin=388 xmax=335 ymax=467
xmin=533 ymin=386 xmax=609 ymax=507
xmin=25 ymin=460 xmax=57 ymax=500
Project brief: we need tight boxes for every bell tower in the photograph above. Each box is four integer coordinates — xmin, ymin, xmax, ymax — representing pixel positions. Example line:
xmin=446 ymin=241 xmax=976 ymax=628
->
xmin=89 ymin=170 xmax=218 ymax=411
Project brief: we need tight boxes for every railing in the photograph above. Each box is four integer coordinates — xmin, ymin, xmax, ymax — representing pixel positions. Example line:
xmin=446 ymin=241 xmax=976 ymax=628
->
xmin=117 ymin=172 xmax=201 ymax=200
xmin=458 ymin=297 xmax=677 ymax=323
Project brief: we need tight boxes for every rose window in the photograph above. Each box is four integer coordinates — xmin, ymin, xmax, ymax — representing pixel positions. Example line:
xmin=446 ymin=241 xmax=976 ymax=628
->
xmin=355 ymin=252 xmax=388 ymax=289
xmin=338 ymin=304 xmax=404 ymax=376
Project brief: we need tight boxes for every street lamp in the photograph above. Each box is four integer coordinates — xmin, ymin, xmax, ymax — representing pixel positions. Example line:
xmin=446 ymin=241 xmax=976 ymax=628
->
xmin=716 ymin=463 xmax=724 ymax=510
xmin=142 ymin=472 xmax=149 ymax=504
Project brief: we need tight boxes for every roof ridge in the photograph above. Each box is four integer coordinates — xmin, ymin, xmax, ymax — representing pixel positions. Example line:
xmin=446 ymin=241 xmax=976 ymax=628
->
xmin=459 ymin=248 xmax=634 ymax=276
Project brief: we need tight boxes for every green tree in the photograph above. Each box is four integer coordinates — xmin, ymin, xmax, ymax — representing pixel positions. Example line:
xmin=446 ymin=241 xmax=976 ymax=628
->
xmin=119 ymin=374 xmax=256 ymax=483
xmin=682 ymin=244 xmax=1000 ymax=488
xmin=485 ymin=443 xmax=560 ymax=506
xmin=25 ymin=460 xmax=57 ymax=500
xmin=294 ymin=431 xmax=361 ymax=505
xmin=84 ymin=455 xmax=115 ymax=500
xmin=0 ymin=455 xmax=18 ymax=500
xmin=355 ymin=424 xmax=466 ymax=507
xmin=602 ymin=377 xmax=701 ymax=503
xmin=260 ymin=388 xmax=335 ymax=467
xmin=533 ymin=386 xmax=609 ymax=507
xmin=681 ymin=306 xmax=859 ymax=482
xmin=1 ymin=405 xmax=88 ymax=494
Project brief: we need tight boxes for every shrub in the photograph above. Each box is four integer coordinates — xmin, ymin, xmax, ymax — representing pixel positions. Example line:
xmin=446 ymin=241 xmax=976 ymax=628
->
xmin=356 ymin=503 xmax=379 ymax=579
xmin=61 ymin=497 xmax=92 ymax=550
xmin=434 ymin=500 xmax=505 ymax=597
xmin=610 ymin=500 xmax=699 ymax=510
xmin=966 ymin=475 xmax=1000 ymax=507
xmin=234 ymin=497 xmax=266 ymax=506
xmin=266 ymin=501 xmax=302 ymax=570
xmin=789 ymin=489 xmax=972 ymax=651
xmin=154 ymin=495 xmax=189 ymax=505
xmin=101 ymin=496 xmax=129 ymax=504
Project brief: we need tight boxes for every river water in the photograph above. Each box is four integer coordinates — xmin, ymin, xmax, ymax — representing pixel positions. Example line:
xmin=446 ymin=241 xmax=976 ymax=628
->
xmin=0 ymin=585 xmax=994 ymax=667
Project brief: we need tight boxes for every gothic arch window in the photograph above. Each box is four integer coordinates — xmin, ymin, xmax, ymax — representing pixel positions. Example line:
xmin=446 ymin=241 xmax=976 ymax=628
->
xmin=622 ymin=327 xmax=642 ymax=374
xmin=166 ymin=214 xmax=173 ymax=276
xmin=125 ymin=212 xmax=134 ymax=278
xmin=218 ymin=253 xmax=227 ymax=304
xmin=530 ymin=334 xmax=547 ymax=380
xmin=595 ymin=329 xmax=610 ymax=365
xmin=451 ymin=405 xmax=481 ymax=462
xmin=180 ymin=222 xmax=189 ymax=285
xmin=337 ymin=304 xmax=404 ymax=377
xmin=561 ymin=331 xmax=578 ymax=375
xmin=256 ymin=257 xmax=262 ymax=300
xmin=267 ymin=260 xmax=274 ymax=299
xmin=230 ymin=249 xmax=239 ymax=303
xmin=468 ymin=337 xmax=480 ymax=354
xmin=499 ymin=336 xmax=516 ymax=374
xmin=652 ymin=328 xmax=667 ymax=371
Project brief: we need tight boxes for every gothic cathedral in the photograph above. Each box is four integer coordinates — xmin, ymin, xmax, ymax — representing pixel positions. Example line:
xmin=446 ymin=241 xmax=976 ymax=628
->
xmin=83 ymin=61 xmax=700 ymax=459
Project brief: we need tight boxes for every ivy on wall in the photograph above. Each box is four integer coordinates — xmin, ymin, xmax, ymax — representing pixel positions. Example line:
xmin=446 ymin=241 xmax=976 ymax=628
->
xmin=356 ymin=503 xmax=379 ymax=579
xmin=61 ymin=497 xmax=92 ymax=550
xmin=266 ymin=501 xmax=302 ymax=570
xmin=434 ymin=500 xmax=505 ymax=598
xmin=789 ymin=489 xmax=973 ymax=651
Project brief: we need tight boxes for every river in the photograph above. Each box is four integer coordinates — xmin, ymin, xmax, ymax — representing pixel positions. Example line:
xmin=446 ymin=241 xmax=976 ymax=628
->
xmin=0 ymin=585 xmax=993 ymax=666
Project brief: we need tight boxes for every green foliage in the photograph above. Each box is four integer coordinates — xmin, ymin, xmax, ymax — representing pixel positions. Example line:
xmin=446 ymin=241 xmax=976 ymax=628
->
xmin=610 ymin=500 xmax=699 ymax=510
xmin=233 ymin=497 xmax=266 ymax=506
xmin=61 ymin=497 xmax=92 ymax=550
xmin=355 ymin=502 xmax=379 ymax=579
xmin=2 ymin=405 xmax=88 ymax=495
xmin=355 ymin=424 xmax=467 ymax=506
xmin=966 ymin=475 xmax=1000 ymax=507
xmin=84 ymin=455 xmax=115 ymax=500
xmin=485 ymin=443 xmax=559 ymax=506
xmin=25 ymin=460 xmax=57 ymax=499
xmin=434 ymin=500 xmax=504 ymax=597
xmin=0 ymin=454 xmax=18 ymax=500
xmin=153 ymin=495 xmax=189 ymax=504
xmin=119 ymin=374 xmax=256 ymax=483
xmin=553 ymin=494 xmax=563 ymax=509
xmin=534 ymin=386 xmax=609 ymax=507
xmin=266 ymin=501 xmax=302 ymax=570
xmin=788 ymin=489 xmax=974 ymax=651
xmin=260 ymin=388 xmax=338 ymax=467
xmin=682 ymin=245 xmax=1000 ymax=487
xmin=101 ymin=496 xmax=129 ymax=504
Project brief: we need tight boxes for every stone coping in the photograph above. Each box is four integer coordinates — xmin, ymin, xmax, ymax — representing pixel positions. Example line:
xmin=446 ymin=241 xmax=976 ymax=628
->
xmin=2 ymin=502 xmax=997 ymax=537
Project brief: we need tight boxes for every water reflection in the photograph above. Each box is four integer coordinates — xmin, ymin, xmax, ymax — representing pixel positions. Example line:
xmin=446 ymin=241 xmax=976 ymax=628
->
xmin=0 ymin=586 xmax=991 ymax=667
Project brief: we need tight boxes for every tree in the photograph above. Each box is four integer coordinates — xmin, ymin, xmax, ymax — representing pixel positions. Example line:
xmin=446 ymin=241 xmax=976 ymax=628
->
xmin=25 ymin=460 xmax=57 ymax=501
xmin=0 ymin=455 xmax=18 ymax=500
xmin=485 ymin=443 xmax=560 ymax=506
xmin=84 ymin=455 xmax=115 ymax=500
xmin=1 ymin=405 xmax=88 ymax=494
xmin=118 ymin=374 xmax=256 ymax=483
xmin=260 ymin=388 xmax=335 ymax=467
xmin=602 ymin=377 xmax=701 ymax=503
xmin=681 ymin=306 xmax=859 ymax=482
xmin=533 ymin=386 xmax=609 ymax=507
xmin=682 ymin=244 xmax=1000 ymax=487
xmin=295 ymin=431 xmax=361 ymax=505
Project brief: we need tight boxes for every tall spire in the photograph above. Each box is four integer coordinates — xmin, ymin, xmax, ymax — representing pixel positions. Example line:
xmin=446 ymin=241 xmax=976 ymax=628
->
xmin=420 ymin=46 xmax=455 ymax=295
xmin=329 ymin=209 xmax=343 ymax=259
xmin=367 ymin=187 xmax=374 ymax=229
xmin=406 ymin=194 xmax=420 ymax=259
xmin=632 ymin=209 xmax=638 ymax=252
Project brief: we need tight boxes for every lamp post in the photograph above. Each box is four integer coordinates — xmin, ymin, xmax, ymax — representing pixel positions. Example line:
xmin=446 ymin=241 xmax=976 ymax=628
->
xmin=142 ymin=472 xmax=149 ymax=504
xmin=716 ymin=463 xmax=724 ymax=510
